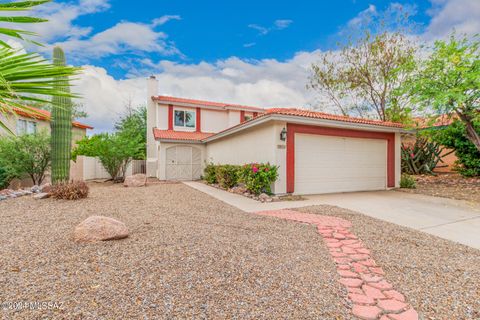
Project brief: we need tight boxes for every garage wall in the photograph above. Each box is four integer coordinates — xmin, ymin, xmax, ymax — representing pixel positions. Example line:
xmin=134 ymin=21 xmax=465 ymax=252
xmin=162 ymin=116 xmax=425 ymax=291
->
xmin=157 ymin=142 xmax=207 ymax=180
xmin=206 ymin=121 xmax=287 ymax=194
xmin=395 ymin=132 xmax=401 ymax=188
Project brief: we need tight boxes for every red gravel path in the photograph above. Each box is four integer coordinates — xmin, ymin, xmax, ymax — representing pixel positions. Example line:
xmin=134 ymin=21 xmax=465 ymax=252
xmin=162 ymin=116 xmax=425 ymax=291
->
xmin=256 ymin=209 xmax=419 ymax=320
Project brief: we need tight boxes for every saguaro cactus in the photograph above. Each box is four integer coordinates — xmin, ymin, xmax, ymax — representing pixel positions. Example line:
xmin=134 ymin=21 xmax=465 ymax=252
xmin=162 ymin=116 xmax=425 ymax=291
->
xmin=50 ymin=46 xmax=72 ymax=184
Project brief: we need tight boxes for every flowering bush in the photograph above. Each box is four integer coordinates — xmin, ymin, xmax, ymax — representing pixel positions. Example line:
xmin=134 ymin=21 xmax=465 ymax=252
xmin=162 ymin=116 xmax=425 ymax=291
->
xmin=239 ymin=163 xmax=278 ymax=195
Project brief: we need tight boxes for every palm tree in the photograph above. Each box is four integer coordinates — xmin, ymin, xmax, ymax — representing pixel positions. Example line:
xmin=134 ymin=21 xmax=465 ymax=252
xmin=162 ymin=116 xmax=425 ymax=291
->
xmin=0 ymin=0 xmax=49 ymax=47
xmin=0 ymin=0 xmax=80 ymax=133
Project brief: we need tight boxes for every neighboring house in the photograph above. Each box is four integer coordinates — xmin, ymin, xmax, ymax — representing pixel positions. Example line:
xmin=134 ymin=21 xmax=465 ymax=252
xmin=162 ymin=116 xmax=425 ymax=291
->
xmin=0 ymin=106 xmax=93 ymax=142
xmin=0 ymin=106 xmax=93 ymax=188
xmin=146 ymin=76 xmax=406 ymax=195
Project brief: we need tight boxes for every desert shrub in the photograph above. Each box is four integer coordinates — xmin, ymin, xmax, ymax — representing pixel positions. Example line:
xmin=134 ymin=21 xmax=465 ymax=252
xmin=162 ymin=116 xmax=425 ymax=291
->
xmin=400 ymin=174 xmax=416 ymax=189
xmin=0 ymin=166 xmax=13 ymax=189
xmin=0 ymin=132 xmax=51 ymax=185
xmin=72 ymin=133 xmax=143 ymax=182
xmin=215 ymin=165 xmax=241 ymax=189
xmin=239 ymin=163 xmax=279 ymax=195
xmin=203 ymin=163 xmax=217 ymax=184
xmin=429 ymin=120 xmax=480 ymax=177
xmin=51 ymin=181 xmax=89 ymax=200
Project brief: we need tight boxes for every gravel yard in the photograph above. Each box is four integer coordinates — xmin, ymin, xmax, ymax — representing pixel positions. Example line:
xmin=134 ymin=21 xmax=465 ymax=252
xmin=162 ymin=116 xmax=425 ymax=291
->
xmin=1 ymin=182 xmax=351 ymax=320
xmin=298 ymin=205 xmax=480 ymax=320
xmin=1 ymin=182 xmax=479 ymax=319
xmin=398 ymin=173 xmax=480 ymax=203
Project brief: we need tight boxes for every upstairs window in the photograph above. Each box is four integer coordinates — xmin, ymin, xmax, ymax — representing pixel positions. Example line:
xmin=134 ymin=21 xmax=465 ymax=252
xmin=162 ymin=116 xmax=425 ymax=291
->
xmin=16 ymin=119 xmax=37 ymax=135
xmin=174 ymin=110 xmax=195 ymax=128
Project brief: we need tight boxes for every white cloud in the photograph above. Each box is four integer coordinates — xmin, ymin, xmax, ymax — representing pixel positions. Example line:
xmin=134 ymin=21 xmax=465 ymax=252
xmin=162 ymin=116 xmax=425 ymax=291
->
xmin=76 ymin=52 xmax=319 ymax=133
xmin=21 ymin=0 xmax=110 ymax=42
xmin=274 ymin=19 xmax=293 ymax=30
xmin=248 ymin=19 xmax=293 ymax=35
xmin=424 ymin=0 xmax=480 ymax=39
xmin=347 ymin=4 xmax=377 ymax=28
xmin=152 ymin=15 xmax=182 ymax=27
xmin=55 ymin=21 xmax=180 ymax=61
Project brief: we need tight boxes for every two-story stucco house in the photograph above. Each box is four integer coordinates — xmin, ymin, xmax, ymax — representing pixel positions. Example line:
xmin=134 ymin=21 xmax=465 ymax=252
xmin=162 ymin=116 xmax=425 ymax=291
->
xmin=146 ymin=76 xmax=406 ymax=195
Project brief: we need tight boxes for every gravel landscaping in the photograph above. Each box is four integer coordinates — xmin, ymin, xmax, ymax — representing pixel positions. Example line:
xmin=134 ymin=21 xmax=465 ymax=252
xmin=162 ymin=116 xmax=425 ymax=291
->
xmin=2 ymin=182 xmax=479 ymax=319
xmin=0 ymin=182 xmax=351 ymax=320
xmin=398 ymin=173 xmax=480 ymax=203
xmin=298 ymin=205 xmax=480 ymax=320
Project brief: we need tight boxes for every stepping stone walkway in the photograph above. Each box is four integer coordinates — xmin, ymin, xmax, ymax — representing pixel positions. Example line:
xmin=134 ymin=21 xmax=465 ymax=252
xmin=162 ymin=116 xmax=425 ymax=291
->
xmin=256 ymin=209 xmax=419 ymax=320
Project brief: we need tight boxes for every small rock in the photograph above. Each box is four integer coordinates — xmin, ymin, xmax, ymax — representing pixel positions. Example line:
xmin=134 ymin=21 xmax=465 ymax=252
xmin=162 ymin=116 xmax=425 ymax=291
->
xmin=31 ymin=185 xmax=41 ymax=193
xmin=123 ymin=174 xmax=147 ymax=187
xmin=40 ymin=183 xmax=52 ymax=193
xmin=33 ymin=192 xmax=50 ymax=200
xmin=73 ymin=216 xmax=129 ymax=242
xmin=0 ymin=195 xmax=7 ymax=201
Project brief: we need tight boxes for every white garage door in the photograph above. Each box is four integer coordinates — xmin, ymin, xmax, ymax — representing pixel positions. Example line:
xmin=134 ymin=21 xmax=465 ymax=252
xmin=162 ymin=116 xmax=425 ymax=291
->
xmin=166 ymin=146 xmax=202 ymax=181
xmin=295 ymin=133 xmax=387 ymax=195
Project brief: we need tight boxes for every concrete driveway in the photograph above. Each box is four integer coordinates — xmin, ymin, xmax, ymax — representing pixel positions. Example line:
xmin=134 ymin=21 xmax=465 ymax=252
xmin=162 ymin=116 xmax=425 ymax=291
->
xmin=185 ymin=182 xmax=480 ymax=250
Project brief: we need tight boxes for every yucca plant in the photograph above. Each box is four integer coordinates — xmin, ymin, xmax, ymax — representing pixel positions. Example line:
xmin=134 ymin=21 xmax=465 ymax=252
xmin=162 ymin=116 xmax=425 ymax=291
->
xmin=401 ymin=136 xmax=453 ymax=175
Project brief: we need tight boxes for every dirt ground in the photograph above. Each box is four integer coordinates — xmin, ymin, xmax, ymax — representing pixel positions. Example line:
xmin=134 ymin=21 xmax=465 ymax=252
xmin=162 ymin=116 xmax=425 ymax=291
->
xmin=399 ymin=173 xmax=480 ymax=203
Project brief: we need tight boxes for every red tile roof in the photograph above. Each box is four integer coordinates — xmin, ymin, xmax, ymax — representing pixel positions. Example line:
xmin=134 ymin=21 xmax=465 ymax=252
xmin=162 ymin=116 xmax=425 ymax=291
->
xmin=153 ymin=129 xmax=214 ymax=141
xmin=13 ymin=106 xmax=93 ymax=129
xmin=152 ymin=95 xmax=265 ymax=112
xmin=265 ymin=108 xmax=404 ymax=128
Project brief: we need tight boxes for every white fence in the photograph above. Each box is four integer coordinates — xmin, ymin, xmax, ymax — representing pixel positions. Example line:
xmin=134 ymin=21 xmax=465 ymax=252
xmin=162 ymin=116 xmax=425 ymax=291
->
xmin=71 ymin=156 xmax=146 ymax=181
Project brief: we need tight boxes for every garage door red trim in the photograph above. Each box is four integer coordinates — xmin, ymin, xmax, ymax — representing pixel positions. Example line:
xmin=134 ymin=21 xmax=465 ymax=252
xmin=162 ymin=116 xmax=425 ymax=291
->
xmin=286 ymin=123 xmax=396 ymax=193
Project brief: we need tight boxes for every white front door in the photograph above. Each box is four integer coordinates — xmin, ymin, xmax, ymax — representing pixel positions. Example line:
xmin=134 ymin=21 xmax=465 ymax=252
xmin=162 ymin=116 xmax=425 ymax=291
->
xmin=294 ymin=133 xmax=387 ymax=195
xmin=166 ymin=146 xmax=202 ymax=180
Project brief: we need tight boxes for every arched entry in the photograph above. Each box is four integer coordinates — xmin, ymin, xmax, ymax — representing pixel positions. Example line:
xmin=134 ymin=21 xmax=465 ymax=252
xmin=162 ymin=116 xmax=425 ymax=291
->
xmin=165 ymin=146 xmax=202 ymax=180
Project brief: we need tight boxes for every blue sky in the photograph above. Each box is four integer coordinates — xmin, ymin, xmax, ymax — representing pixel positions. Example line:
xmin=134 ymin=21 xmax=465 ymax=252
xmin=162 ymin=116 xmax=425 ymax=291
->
xmin=51 ymin=0 xmax=432 ymax=78
xmin=9 ymin=0 xmax=479 ymax=132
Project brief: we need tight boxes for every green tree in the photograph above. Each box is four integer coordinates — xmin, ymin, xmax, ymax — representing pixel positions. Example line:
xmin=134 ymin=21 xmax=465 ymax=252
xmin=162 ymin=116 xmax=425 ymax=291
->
xmin=0 ymin=131 xmax=51 ymax=185
xmin=72 ymin=133 xmax=143 ymax=182
xmin=403 ymin=35 xmax=479 ymax=151
xmin=308 ymin=9 xmax=417 ymax=122
xmin=428 ymin=121 xmax=480 ymax=177
xmin=309 ymin=32 xmax=417 ymax=122
xmin=114 ymin=105 xmax=146 ymax=159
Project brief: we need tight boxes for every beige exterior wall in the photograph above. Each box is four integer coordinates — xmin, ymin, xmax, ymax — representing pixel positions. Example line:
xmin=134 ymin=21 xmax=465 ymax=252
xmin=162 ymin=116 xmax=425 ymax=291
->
xmin=205 ymin=121 xmax=287 ymax=194
xmin=201 ymin=109 xmax=229 ymax=133
xmin=152 ymin=102 xmax=244 ymax=134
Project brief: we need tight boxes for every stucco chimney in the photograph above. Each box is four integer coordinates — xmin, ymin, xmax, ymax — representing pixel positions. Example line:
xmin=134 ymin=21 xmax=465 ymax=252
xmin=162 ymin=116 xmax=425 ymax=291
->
xmin=146 ymin=75 xmax=159 ymax=177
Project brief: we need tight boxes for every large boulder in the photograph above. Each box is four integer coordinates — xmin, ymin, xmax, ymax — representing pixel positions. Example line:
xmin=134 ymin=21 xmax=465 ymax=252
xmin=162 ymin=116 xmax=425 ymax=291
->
xmin=123 ymin=174 xmax=147 ymax=187
xmin=74 ymin=216 xmax=129 ymax=243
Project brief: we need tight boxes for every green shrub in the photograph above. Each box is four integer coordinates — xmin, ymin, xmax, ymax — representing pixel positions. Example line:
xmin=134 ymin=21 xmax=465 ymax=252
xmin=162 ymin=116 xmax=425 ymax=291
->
xmin=216 ymin=165 xmax=241 ymax=189
xmin=400 ymin=174 xmax=416 ymax=189
xmin=203 ymin=163 xmax=217 ymax=184
xmin=0 ymin=132 xmax=51 ymax=185
xmin=239 ymin=163 xmax=279 ymax=195
xmin=429 ymin=120 xmax=480 ymax=177
xmin=0 ymin=166 xmax=12 ymax=189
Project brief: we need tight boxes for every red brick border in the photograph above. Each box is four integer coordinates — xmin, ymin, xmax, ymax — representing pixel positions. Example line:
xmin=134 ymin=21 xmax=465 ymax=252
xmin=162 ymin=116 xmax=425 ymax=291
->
xmin=256 ymin=210 xmax=419 ymax=320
